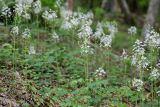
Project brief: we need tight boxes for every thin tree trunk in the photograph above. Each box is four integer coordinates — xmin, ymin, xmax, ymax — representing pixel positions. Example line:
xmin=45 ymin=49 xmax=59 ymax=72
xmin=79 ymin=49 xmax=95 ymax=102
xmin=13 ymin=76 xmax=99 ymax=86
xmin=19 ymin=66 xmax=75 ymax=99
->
xmin=142 ymin=0 xmax=160 ymax=37
xmin=67 ymin=0 xmax=73 ymax=12
xmin=101 ymin=0 xmax=115 ymax=13
xmin=118 ymin=0 xmax=133 ymax=24
xmin=101 ymin=0 xmax=106 ymax=9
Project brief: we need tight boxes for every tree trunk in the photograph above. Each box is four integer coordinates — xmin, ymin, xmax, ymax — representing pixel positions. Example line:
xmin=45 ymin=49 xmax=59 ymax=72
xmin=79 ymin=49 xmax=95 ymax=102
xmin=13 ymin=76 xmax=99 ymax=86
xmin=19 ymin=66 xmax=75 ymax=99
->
xmin=101 ymin=0 xmax=106 ymax=9
xmin=102 ymin=0 xmax=120 ymax=15
xmin=128 ymin=0 xmax=139 ymax=13
xmin=67 ymin=0 xmax=73 ymax=12
xmin=142 ymin=0 xmax=160 ymax=37
xmin=102 ymin=0 xmax=115 ymax=13
xmin=118 ymin=0 xmax=134 ymax=24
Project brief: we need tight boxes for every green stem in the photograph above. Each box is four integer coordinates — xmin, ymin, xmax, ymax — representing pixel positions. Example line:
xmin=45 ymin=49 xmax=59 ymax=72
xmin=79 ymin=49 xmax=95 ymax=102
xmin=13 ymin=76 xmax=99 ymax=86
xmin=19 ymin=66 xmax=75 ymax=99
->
xmin=158 ymin=97 xmax=160 ymax=106
xmin=107 ymin=48 xmax=110 ymax=69
xmin=139 ymin=69 xmax=144 ymax=107
xmin=85 ymin=55 xmax=89 ymax=83
xmin=36 ymin=15 xmax=39 ymax=41
xmin=151 ymin=81 xmax=154 ymax=107
xmin=13 ymin=34 xmax=16 ymax=72
xmin=136 ymin=92 xmax=138 ymax=107
xmin=72 ymin=29 xmax=75 ymax=48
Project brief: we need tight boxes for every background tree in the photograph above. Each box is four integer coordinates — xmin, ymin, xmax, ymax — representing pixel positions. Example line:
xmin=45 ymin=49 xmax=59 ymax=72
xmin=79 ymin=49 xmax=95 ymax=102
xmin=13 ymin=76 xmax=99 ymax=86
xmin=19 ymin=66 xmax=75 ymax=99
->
xmin=117 ymin=0 xmax=134 ymax=24
xmin=67 ymin=0 xmax=74 ymax=12
xmin=142 ymin=0 xmax=160 ymax=36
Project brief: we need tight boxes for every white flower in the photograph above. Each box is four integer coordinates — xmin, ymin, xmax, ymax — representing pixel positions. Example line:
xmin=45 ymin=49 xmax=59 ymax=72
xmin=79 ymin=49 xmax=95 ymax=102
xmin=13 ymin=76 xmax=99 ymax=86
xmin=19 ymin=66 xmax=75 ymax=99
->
xmin=22 ymin=11 xmax=31 ymax=20
xmin=11 ymin=26 xmax=19 ymax=35
xmin=70 ymin=17 xmax=79 ymax=27
xmin=32 ymin=0 xmax=41 ymax=14
xmin=100 ymin=35 xmax=112 ymax=47
xmin=131 ymin=40 xmax=150 ymax=70
xmin=138 ymin=56 xmax=149 ymax=69
xmin=81 ymin=19 xmax=93 ymax=26
xmin=16 ymin=0 xmax=33 ymax=5
xmin=1 ymin=6 xmax=12 ymax=17
xmin=22 ymin=28 xmax=31 ymax=39
xmin=93 ymin=22 xmax=104 ymax=39
xmin=95 ymin=67 xmax=106 ymax=77
xmin=128 ymin=26 xmax=137 ymax=35
xmin=141 ymin=56 xmax=149 ymax=69
xmin=132 ymin=55 xmax=149 ymax=70
xmin=78 ymin=24 xmax=92 ymax=39
xmin=80 ymin=39 xmax=94 ymax=55
xmin=61 ymin=20 xmax=73 ymax=30
xmin=133 ymin=40 xmax=145 ymax=56
xmin=106 ymin=23 xmax=118 ymax=35
xmin=52 ymin=31 xmax=59 ymax=42
xmin=15 ymin=3 xmax=23 ymax=16
xmin=156 ymin=60 xmax=160 ymax=68
xmin=81 ymin=44 xmax=93 ymax=54
xmin=60 ymin=6 xmax=72 ymax=19
xmin=157 ymin=91 xmax=160 ymax=96
xmin=149 ymin=68 xmax=160 ymax=81
xmin=42 ymin=9 xmax=57 ymax=21
xmin=15 ymin=0 xmax=32 ymax=11
xmin=55 ymin=0 xmax=62 ymax=7
xmin=144 ymin=29 xmax=160 ymax=48
xmin=29 ymin=46 xmax=36 ymax=55
xmin=132 ymin=78 xmax=143 ymax=91
xmin=131 ymin=55 xmax=137 ymax=65
xmin=85 ymin=11 xmax=94 ymax=19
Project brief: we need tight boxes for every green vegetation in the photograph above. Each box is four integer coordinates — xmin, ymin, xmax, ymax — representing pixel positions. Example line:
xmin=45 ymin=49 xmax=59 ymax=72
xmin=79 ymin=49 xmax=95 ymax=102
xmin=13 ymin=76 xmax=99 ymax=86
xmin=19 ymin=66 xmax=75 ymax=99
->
xmin=0 ymin=0 xmax=160 ymax=107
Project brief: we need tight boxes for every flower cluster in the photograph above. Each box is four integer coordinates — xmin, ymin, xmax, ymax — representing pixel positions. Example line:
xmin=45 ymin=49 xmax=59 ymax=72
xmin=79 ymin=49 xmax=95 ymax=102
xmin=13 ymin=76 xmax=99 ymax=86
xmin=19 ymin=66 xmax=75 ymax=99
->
xmin=80 ymin=39 xmax=94 ymax=55
xmin=15 ymin=0 xmax=33 ymax=6
xmin=128 ymin=26 xmax=137 ymax=35
xmin=42 ymin=9 xmax=57 ymax=21
xmin=29 ymin=46 xmax=36 ymax=55
xmin=55 ymin=0 xmax=62 ymax=7
xmin=22 ymin=28 xmax=31 ymax=39
xmin=93 ymin=22 xmax=104 ymax=39
xmin=15 ymin=3 xmax=24 ymax=16
xmin=61 ymin=11 xmax=93 ymax=31
xmin=14 ymin=0 xmax=35 ymax=18
xmin=149 ymin=68 xmax=160 ymax=81
xmin=52 ymin=31 xmax=60 ymax=42
xmin=95 ymin=67 xmax=106 ymax=77
xmin=144 ymin=29 xmax=160 ymax=48
xmin=133 ymin=40 xmax=145 ymax=56
xmin=78 ymin=24 xmax=93 ymax=39
xmin=61 ymin=20 xmax=73 ymax=30
xmin=60 ymin=6 xmax=72 ymax=19
xmin=95 ymin=22 xmax=117 ymax=48
xmin=22 ymin=11 xmax=31 ymax=20
xmin=131 ymin=40 xmax=149 ymax=70
xmin=70 ymin=16 xmax=80 ymax=27
xmin=156 ymin=59 xmax=160 ymax=68
xmin=157 ymin=91 xmax=160 ymax=96
xmin=11 ymin=26 xmax=19 ymax=36
xmin=1 ymin=6 xmax=12 ymax=17
xmin=106 ymin=23 xmax=118 ymax=35
xmin=132 ymin=78 xmax=143 ymax=91
xmin=100 ymin=35 xmax=112 ymax=48
xmin=32 ymin=0 xmax=41 ymax=14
